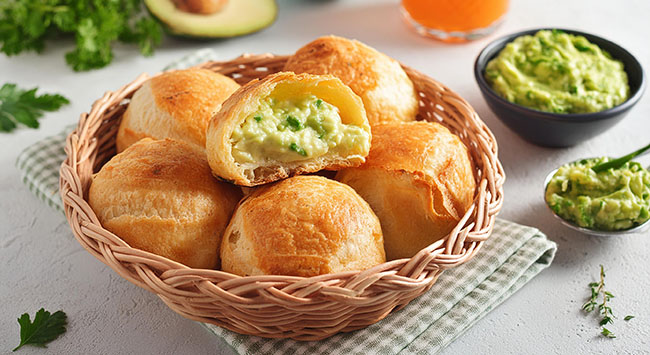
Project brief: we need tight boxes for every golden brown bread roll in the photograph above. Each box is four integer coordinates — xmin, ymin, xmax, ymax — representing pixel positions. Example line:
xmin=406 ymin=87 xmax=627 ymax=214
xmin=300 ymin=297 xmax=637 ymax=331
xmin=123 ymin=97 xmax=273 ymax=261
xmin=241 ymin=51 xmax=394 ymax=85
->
xmin=220 ymin=175 xmax=386 ymax=277
xmin=116 ymin=68 xmax=240 ymax=153
xmin=206 ymin=71 xmax=371 ymax=186
xmin=89 ymin=138 xmax=242 ymax=269
xmin=284 ymin=35 xmax=419 ymax=126
xmin=336 ymin=122 xmax=476 ymax=260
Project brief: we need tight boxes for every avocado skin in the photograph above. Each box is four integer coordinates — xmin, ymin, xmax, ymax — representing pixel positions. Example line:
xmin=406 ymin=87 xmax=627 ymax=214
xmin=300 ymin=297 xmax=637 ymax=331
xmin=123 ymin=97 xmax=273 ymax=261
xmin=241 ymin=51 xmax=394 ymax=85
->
xmin=145 ymin=0 xmax=277 ymax=39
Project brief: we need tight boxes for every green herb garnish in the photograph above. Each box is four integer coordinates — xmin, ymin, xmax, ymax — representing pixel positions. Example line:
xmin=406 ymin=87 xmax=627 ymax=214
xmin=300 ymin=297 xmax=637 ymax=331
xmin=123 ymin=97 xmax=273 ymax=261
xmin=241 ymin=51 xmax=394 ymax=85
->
xmin=289 ymin=142 xmax=307 ymax=156
xmin=13 ymin=308 xmax=67 ymax=351
xmin=315 ymin=99 xmax=323 ymax=108
xmin=254 ymin=116 xmax=262 ymax=122
xmin=285 ymin=115 xmax=302 ymax=131
xmin=0 ymin=83 xmax=69 ymax=132
xmin=582 ymin=265 xmax=634 ymax=339
xmin=601 ymin=327 xmax=616 ymax=338
xmin=583 ymin=265 xmax=614 ymax=337
xmin=0 ymin=0 xmax=162 ymax=71
xmin=591 ymin=142 xmax=650 ymax=173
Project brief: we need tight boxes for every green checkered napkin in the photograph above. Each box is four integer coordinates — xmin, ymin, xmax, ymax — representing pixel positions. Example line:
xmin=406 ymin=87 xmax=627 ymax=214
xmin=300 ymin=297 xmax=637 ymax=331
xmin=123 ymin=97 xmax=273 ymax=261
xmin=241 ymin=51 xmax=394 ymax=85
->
xmin=15 ymin=49 xmax=219 ymax=213
xmin=15 ymin=49 xmax=557 ymax=354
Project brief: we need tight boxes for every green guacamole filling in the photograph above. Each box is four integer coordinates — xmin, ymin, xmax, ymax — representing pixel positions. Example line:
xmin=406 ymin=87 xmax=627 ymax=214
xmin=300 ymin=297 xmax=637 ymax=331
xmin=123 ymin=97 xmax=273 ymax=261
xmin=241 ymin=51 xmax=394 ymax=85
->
xmin=231 ymin=95 xmax=369 ymax=164
xmin=485 ymin=30 xmax=630 ymax=114
xmin=545 ymin=158 xmax=650 ymax=231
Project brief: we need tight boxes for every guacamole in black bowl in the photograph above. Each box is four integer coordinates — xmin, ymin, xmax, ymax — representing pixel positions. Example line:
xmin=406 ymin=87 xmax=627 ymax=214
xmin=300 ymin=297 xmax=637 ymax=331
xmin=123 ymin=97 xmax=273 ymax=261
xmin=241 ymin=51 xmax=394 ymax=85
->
xmin=485 ymin=30 xmax=629 ymax=114
xmin=474 ymin=28 xmax=645 ymax=147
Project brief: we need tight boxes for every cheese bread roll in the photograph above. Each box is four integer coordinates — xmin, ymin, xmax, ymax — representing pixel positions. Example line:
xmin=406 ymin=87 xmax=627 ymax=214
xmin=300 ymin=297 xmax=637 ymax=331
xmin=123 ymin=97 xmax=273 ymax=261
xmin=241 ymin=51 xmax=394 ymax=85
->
xmin=284 ymin=35 xmax=419 ymax=126
xmin=116 ymin=68 xmax=240 ymax=153
xmin=89 ymin=138 xmax=242 ymax=269
xmin=206 ymin=71 xmax=371 ymax=186
xmin=220 ymin=176 xmax=385 ymax=277
xmin=336 ymin=122 xmax=476 ymax=260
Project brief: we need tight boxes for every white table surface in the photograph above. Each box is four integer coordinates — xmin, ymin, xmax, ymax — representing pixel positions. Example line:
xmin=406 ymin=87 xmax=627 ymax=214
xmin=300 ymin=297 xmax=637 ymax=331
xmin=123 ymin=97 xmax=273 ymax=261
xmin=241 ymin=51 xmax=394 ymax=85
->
xmin=1 ymin=0 xmax=649 ymax=354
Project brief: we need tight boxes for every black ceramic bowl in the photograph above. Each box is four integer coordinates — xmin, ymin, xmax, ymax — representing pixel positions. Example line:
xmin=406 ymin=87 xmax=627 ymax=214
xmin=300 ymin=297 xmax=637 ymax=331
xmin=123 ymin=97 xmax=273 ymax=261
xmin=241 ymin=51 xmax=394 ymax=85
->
xmin=474 ymin=28 xmax=645 ymax=147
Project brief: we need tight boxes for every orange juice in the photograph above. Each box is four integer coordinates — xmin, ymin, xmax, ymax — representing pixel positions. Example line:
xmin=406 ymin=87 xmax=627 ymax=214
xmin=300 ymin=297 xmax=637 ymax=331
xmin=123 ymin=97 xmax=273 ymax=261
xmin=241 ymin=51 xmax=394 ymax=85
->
xmin=402 ymin=0 xmax=509 ymax=42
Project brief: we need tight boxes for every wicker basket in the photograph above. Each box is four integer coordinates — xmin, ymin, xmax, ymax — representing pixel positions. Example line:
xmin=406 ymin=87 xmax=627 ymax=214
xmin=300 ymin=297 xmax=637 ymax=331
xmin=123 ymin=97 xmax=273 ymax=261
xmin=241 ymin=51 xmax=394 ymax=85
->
xmin=59 ymin=53 xmax=504 ymax=341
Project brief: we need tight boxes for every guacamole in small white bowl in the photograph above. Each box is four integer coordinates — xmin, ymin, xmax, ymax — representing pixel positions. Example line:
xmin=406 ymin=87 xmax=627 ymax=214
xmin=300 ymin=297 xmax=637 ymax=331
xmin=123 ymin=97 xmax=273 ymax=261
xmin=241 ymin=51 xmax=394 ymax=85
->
xmin=544 ymin=157 xmax=650 ymax=236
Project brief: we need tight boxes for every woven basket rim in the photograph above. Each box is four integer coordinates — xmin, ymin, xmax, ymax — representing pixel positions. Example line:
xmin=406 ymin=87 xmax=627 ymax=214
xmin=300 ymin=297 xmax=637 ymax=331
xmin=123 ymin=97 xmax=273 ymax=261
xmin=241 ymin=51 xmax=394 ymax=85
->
xmin=59 ymin=52 xmax=505 ymax=340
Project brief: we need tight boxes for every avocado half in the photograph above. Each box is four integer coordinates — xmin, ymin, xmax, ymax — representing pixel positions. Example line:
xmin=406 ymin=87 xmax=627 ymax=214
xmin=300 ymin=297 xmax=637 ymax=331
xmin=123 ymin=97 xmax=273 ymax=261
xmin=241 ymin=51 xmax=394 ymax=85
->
xmin=145 ymin=0 xmax=277 ymax=38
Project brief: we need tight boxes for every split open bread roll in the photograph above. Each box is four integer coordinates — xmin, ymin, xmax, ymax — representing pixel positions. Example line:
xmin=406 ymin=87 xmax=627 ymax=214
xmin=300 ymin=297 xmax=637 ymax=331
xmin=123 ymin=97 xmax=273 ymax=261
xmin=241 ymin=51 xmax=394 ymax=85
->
xmin=116 ymin=68 xmax=240 ymax=153
xmin=206 ymin=71 xmax=371 ymax=186
xmin=284 ymin=35 xmax=419 ymax=126
xmin=89 ymin=138 xmax=242 ymax=269
xmin=220 ymin=175 xmax=386 ymax=277
xmin=336 ymin=122 xmax=476 ymax=260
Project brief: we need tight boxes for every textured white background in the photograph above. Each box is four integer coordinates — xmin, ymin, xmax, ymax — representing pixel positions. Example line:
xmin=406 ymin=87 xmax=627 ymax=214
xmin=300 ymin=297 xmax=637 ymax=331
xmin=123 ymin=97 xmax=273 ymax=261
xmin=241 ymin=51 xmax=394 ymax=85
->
xmin=1 ymin=0 xmax=649 ymax=354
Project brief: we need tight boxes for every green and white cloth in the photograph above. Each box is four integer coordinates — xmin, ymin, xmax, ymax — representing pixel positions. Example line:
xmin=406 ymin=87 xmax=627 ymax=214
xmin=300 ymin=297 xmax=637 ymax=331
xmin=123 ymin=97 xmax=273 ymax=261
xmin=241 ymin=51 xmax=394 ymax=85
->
xmin=205 ymin=219 xmax=556 ymax=354
xmin=15 ymin=49 xmax=219 ymax=213
xmin=15 ymin=49 xmax=557 ymax=355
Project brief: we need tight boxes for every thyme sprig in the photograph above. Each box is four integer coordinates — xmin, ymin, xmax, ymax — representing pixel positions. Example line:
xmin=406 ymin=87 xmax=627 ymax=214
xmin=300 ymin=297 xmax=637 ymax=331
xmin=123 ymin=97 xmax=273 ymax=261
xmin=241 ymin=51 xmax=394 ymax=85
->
xmin=582 ymin=265 xmax=634 ymax=338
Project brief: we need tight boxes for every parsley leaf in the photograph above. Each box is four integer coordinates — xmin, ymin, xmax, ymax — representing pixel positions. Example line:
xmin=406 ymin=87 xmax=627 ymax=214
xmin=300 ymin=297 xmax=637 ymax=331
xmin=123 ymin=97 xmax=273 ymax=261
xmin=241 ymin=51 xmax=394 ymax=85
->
xmin=119 ymin=17 xmax=162 ymax=57
xmin=0 ymin=0 xmax=162 ymax=71
xmin=0 ymin=83 xmax=69 ymax=132
xmin=13 ymin=308 xmax=67 ymax=351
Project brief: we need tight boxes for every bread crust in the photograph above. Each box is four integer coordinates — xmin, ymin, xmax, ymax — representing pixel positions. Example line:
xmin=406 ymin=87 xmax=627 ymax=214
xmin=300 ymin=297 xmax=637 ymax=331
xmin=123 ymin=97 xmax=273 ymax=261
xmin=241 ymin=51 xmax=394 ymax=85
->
xmin=89 ymin=138 xmax=242 ymax=269
xmin=206 ymin=71 xmax=371 ymax=186
xmin=284 ymin=35 xmax=419 ymax=126
xmin=336 ymin=122 xmax=476 ymax=260
xmin=220 ymin=176 xmax=385 ymax=277
xmin=116 ymin=69 xmax=240 ymax=153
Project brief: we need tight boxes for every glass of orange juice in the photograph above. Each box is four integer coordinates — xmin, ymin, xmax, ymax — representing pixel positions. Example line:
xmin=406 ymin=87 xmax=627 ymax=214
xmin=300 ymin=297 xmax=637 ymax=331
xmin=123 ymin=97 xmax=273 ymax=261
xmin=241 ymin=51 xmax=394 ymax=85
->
xmin=402 ymin=0 xmax=509 ymax=42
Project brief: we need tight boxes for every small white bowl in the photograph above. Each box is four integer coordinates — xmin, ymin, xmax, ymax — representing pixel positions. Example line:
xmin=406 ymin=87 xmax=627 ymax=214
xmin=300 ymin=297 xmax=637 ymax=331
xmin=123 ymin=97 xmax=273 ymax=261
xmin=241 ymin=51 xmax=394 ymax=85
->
xmin=543 ymin=167 xmax=650 ymax=236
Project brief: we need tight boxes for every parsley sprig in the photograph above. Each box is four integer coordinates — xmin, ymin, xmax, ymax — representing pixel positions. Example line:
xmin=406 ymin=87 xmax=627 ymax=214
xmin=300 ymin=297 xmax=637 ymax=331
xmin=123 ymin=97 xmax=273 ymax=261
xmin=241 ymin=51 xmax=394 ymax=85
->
xmin=13 ymin=308 xmax=67 ymax=351
xmin=0 ymin=0 xmax=162 ymax=71
xmin=0 ymin=83 xmax=69 ymax=132
xmin=582 ymin=265 xmax=634 ymax=338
